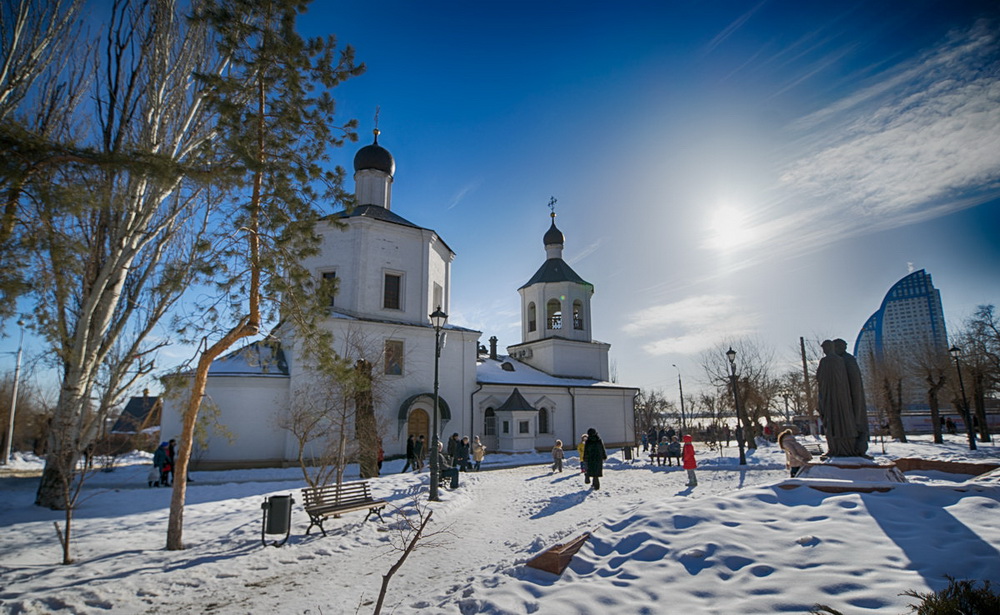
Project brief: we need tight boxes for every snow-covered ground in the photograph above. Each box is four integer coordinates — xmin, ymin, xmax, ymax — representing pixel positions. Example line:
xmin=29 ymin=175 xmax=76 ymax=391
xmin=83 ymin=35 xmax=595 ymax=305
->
xmin=2 ymin=435 xmax=999 ymax=614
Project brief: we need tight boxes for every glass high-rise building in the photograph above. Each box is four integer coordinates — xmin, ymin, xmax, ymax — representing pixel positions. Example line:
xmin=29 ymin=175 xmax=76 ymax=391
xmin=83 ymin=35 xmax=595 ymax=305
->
xmin=854 ymin=269 xmax=948 ymax=410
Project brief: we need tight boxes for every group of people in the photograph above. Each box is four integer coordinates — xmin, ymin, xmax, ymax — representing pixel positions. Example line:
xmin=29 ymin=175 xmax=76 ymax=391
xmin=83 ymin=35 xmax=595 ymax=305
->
xmin=399 ymin=432 xmax=487 ymax=490
xmin=150 ymin=439 xmax=176 ymax=487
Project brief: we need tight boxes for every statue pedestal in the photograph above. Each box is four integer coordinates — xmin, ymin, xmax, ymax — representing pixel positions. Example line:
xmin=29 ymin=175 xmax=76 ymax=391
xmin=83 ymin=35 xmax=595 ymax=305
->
xmin=796 ymin=456 xmax=906 ymax=483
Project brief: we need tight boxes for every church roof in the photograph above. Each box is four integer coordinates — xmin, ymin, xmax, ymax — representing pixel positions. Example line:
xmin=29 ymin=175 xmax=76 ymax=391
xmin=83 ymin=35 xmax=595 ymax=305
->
xmin=326 ymin=205 xmax=455 ymax=256
xmin=206 ymin=340 xmax=289 ymax=377
xmin=543 ymin=219 xmax=564 ymax=246
xmin=519 ymin=257 xmax=591 ymax=290
xmin=495 ymin=387 xmax=536 ymax=412
xmin=353 ymin=130 xmax=395 ymax=175
xmin=477 ymin=355 xmax=634 ymax=390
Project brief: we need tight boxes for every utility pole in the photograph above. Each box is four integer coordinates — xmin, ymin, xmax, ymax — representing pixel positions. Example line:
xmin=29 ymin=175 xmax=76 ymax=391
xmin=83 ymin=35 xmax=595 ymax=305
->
xmin=3 ymin=322 xmax=24 ymax=465
xmin=672 ymin=364 xmax=685 ymax=435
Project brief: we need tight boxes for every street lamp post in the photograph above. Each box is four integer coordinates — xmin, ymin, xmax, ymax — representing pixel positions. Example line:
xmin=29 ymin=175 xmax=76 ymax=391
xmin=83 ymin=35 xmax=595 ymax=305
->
xmin=428 ymin=306 xmax=448 ymax=501
xmin=781 ymin=389 xmax=791 ymax=424
xmin=2 ymin=321 xmax=24 ymax=465
xmin=672 ymin=364 xmax=686 ymax=436
xmin=726 ymin=347 xmax=747 ymax=465
xmin=948 ymin=346 xmax=977 ymax=451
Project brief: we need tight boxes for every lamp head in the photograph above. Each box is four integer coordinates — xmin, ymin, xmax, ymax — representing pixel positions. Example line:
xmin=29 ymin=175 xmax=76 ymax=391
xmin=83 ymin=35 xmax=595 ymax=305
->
xmin=726 ymin=347 xmax=736 ymax=365
xmin=949 ymin=345 xmax=961 ymax=359
xmin=430 ymin=306 xmax=448 ymax=330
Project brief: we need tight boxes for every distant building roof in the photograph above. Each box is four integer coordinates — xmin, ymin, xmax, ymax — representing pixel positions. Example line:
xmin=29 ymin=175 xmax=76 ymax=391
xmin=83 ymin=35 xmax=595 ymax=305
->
xmin=110 ymin=395 xmax=161 ymax=434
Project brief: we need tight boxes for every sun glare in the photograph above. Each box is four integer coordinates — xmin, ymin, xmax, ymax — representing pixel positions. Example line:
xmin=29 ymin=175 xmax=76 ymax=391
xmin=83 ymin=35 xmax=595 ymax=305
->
xmin=707 ymin=205 xmax=757 ymax=252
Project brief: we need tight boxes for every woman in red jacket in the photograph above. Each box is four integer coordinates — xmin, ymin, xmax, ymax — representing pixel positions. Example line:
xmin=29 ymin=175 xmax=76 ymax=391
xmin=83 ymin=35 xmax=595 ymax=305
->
xmin=682 ymin=434 xmax=698 ymax=487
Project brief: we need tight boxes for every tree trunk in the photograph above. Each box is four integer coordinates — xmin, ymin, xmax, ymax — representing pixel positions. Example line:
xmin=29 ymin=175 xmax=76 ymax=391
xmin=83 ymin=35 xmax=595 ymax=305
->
xmin=928 ymin=389 xmax=943 ymax=445
xmin=166 ymin=318 xmax=255 ymax=550
xmin=926 ymin=375 xmax=944 ymax=445
xmin=973 ymin=375 xmax=991 ymax=443
xmin=882 ymin=378 xmax=907 ymax=443
xmin=355 ymin=360 xmax=377 ymax=479
xmin=35 ymin=377 xmax=91 ymax=509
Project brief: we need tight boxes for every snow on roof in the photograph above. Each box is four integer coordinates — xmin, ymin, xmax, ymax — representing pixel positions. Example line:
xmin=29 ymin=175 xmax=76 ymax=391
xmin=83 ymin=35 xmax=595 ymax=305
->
xmin=476 ymin=355 xmax=635 ymax=389
xmin=207 ymin=340 xmax=289 ymax=377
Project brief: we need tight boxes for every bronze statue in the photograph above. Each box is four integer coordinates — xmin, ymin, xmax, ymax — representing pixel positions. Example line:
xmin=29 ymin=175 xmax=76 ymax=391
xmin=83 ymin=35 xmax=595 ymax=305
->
xmin=835 ymin=338 xmax=869 ymax=456
xmin=816 ymin=339 xmax=860 ymax=456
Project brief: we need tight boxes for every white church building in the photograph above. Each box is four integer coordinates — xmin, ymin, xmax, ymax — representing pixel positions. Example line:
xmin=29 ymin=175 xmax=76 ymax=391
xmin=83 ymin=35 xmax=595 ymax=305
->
xmin=161 ymin=131 xmax=637 ymax=468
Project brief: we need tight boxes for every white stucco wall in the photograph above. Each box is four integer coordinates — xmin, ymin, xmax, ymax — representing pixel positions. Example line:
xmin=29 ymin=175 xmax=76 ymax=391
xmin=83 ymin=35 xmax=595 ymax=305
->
xmin=160 ymin=375 xmax=290 ymax=467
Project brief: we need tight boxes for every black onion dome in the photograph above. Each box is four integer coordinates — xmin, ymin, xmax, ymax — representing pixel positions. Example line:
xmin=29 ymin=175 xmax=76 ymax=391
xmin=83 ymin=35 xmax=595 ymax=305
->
xmin=543 ymin=217 xmax=564 ymax=246
xmin=353 ymin=130 xmax=395 ymax=175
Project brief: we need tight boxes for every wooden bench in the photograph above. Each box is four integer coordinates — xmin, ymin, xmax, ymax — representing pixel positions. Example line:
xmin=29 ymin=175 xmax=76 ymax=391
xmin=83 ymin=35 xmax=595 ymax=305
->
xmin=804 ymin=443 xmax=824 ymax=456
xmin=301 ymin=481 xmax=387 ymax=536
xmin=649 ymin=452 xmax=682 ymax=466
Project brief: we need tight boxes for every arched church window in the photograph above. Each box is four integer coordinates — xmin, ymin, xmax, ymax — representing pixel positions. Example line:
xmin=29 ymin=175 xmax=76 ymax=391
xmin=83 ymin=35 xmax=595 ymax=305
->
xmin=484 ymin=407 xmax=496 ymax=436
xmin=573 ymin=300 xmax=584 ymax=330
xmin=527 ymin=302 xmax=537 ymax=332
xmin=547 ymin=299 xmax=562 ymax=330
xmin=538 ymin=407 xmax=549 ymax=434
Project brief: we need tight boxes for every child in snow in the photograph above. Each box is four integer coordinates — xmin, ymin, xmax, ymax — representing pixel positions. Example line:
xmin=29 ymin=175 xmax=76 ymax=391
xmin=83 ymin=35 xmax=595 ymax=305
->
xmin=577 ymin=434 xmax=588 ymax=475
xmin=551 ymin=440 xmax=564 ymax=472
xmin=682 ymin=434 xmax=698 ymax=487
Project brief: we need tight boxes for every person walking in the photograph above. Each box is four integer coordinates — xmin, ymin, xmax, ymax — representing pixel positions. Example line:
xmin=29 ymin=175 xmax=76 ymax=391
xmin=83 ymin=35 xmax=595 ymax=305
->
xmin=471 ymin=435 xmax=486 ymax=471
xmin=577 ymin=434 xmax=588 ymax=476
xmin=455 ymin=436 xmax=472 ymax=471
xmin=583 ymin=428 xmax=607 ymax=490
xmin=401 ymin=435 xmax=416 ymax=472
xmin=777 ymin=429 xmax=813 ymax=477
xmin=551 ymin=439 xmax=565 ymax=473
xmin=413 ymin=435 xmax=426 ymax=471
xmin=682 ymin=434 xmax=698 ymax=487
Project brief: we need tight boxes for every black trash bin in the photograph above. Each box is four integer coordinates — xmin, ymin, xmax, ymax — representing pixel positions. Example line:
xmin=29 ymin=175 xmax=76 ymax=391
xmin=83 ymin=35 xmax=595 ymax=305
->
xmin=261 ymin=494 xmax=294 ymax=547
xmin=623 ymin=446 xmax=633 ymax=461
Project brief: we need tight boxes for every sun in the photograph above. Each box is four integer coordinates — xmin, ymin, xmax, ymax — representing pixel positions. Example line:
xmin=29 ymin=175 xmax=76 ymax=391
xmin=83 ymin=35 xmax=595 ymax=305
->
xmin=706 ymin=205 xmax=757 ymax=252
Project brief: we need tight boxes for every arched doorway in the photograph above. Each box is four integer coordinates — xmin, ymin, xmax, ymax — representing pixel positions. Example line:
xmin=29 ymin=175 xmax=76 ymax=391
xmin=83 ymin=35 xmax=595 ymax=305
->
xmin=408 ymin=408 xmax=429 ymax=443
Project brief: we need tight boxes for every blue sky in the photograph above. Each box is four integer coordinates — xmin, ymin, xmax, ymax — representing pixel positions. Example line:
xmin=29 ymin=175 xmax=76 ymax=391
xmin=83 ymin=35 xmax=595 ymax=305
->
xmin=4 ymin=0 xmax=1000 ymax=400
xmin=304 ymin=1 xmax=1000 ymax=394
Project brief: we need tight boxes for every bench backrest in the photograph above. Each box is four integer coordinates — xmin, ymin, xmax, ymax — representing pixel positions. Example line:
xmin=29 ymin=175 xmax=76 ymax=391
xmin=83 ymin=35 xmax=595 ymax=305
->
xmin=302 ymin=481 xmax=373 ymax=508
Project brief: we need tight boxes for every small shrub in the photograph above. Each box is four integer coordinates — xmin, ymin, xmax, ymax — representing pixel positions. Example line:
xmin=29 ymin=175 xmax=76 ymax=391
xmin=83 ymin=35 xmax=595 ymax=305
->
xmin=903 ymin=577 xmax=1000 ymax=614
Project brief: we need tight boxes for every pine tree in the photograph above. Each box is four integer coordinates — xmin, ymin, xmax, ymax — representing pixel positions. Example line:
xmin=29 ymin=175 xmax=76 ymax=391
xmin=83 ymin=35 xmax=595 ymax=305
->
xmin=165 ymin=0 xmax=363 ymax=550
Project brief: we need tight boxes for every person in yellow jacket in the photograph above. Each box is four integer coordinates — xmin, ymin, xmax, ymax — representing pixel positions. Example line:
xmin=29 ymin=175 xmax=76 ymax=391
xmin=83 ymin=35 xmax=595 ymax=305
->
xmin=577 ymin=434 xmax=588 ymax=477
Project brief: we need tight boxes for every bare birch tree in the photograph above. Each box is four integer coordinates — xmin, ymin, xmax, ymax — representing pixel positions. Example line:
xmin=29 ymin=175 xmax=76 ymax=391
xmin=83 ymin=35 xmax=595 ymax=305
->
xmin=26 ymin=0 xmax=228 ymax=509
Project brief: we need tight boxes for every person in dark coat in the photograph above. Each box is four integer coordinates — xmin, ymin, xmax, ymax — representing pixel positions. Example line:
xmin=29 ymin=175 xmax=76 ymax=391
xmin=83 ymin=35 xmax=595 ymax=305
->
xmin=167 ymin=439 xmax=177 ymax=485
xmin=583 ymin=427 xmax=607 ymax=490
xmin=446 ymin=433 xmax=460 ymax=465
xmin=455 ymin=436 xmax=471 ymax=471
xmin=152 ymin=442 xmax=170 ymax=487
xmin=401 ymin=435 xmax=416 ymax=472
xmin=413 ymin=435 xmax=426 ymax=471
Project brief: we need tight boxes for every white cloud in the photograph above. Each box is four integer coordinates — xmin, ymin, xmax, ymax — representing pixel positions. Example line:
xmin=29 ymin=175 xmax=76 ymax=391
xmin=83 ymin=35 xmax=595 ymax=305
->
xmin=623 ymin=294 xmax=758 ymax=357
xmin=447 ymin=179 xmax=482 ymax=210
xmin=709 ymin=19 xmax=1000 ymax=271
